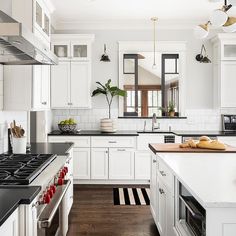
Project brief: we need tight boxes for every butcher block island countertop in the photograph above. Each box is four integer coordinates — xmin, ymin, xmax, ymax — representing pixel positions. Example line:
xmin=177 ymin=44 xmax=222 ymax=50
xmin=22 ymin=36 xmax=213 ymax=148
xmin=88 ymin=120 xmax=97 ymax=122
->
xmin=149 ymin=143 xmax=236 ymax=154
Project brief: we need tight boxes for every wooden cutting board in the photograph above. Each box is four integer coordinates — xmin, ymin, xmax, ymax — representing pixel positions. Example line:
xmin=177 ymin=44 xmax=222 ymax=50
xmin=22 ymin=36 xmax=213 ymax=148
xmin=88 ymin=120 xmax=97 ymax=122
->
xmin=149 ymin=143 xmax=236 ymax=154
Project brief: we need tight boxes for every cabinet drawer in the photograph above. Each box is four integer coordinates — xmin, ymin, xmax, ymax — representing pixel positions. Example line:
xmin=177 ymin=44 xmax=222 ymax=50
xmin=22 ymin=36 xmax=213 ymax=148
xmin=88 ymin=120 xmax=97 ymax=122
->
xmin=91 ymin=136 xmax=136 ymax=148
xmin=158 ymin=157 xmax=173 ymax=190
xmin=48 ymin=136 xmax=90 ymax=147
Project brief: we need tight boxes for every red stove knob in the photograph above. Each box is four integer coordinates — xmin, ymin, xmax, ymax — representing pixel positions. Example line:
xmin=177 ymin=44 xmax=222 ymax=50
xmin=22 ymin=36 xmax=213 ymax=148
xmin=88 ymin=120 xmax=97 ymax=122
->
xmin=50 ymin=185 xmax=56 ymax=194
xmin=47 ymin=188 xmax=54 ymax=198
xmin=63 ymin=167 xmax=68 ymax=174
xmin=43 ymin=193 xmax=51 ymax=204
xmin=59 ymin=170 xmax=65 ymax=178
xmin=57 ymin=177 xmax=64 ymax=186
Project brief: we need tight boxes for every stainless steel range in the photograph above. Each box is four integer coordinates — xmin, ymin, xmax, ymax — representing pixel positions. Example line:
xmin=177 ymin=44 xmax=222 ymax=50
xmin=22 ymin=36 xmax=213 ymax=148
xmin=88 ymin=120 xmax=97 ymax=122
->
xmin=0 ymin=151 xmax=74 ymax=236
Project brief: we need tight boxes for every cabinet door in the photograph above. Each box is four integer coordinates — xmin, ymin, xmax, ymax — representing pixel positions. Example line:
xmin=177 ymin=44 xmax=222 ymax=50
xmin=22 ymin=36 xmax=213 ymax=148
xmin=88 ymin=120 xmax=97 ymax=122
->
xmin=41 ymin=65 xmax=50 ymax=109
xmin=70 ymin=62 xmax=91 ymax=108
xmin=109 ymin=148 xmax=134 ymax=180
xmin=221 ymin=61 xmax=236 ymax=107
xmin=51 ymin=62 xmax=71 ymax=108
xmin=32 ymin=65 xmax=42 ymax=110
xmin=52 ymin=41 xmax=71 ymax=59
xmin=91 ymin=148 xmax=108 ymax=179
xmin=71 ymin=41 xmax=90 ymax=60
xmin=73 ymin=148 xmax=90 ymax=179
xmin=0 ymin=208 xmax=19 ymax=236
xmin=135 ymin=151 xmax=151 ymax=180
xmin=150 ymin=154 xmax=157 ymax=223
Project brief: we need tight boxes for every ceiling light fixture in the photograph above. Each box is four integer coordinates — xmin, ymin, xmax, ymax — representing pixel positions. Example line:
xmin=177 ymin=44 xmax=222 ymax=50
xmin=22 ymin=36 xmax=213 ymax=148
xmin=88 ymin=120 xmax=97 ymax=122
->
xmin=100 ymin=44 xmax=111 ymax=62
xmin=195 ymin=45 xmax=212 ymax=63
xmin=151 ymin=17 xmax=158 ymax=70
xmin=195 ymin=0 xmax=236 ymax=39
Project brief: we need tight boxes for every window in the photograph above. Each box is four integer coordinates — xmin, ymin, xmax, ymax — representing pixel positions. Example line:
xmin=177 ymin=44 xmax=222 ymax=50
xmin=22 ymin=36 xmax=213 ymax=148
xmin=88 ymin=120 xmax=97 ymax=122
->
xmin=123 ymin=53 xmax=179 ymax=117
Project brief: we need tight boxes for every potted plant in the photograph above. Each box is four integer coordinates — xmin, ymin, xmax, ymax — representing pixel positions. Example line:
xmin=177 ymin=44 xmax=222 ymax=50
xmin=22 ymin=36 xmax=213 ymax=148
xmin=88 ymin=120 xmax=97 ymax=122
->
xmin=92 ymin=79 xmax=126 ymax=132
xmin=168 ymin=101 xmax=175 ymax=117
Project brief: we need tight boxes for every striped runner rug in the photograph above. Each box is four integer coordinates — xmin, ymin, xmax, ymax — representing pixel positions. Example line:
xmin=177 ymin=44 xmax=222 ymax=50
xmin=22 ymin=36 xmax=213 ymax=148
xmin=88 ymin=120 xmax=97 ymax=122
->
xmin=113 ymin=187 xmax=150 ymax=205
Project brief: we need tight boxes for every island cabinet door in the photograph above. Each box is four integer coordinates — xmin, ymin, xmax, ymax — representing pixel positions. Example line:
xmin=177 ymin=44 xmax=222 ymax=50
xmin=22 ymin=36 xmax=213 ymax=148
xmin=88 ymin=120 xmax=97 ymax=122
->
xmin=73 ymin=148 xmax=90 ymax=179
xmin=150 ymin=154 xmax=157 ymax=223
xmin=109 ymin=148 xmax=135 ymax=180
xmin=91 ymin=148 xmax=109 ymax=179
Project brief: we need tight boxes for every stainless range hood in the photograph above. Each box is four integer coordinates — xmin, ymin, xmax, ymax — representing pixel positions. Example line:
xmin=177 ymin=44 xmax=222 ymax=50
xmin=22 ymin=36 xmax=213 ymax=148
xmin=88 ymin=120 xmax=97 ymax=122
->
xmin=0 ymin=10 xmax=58 ymax=65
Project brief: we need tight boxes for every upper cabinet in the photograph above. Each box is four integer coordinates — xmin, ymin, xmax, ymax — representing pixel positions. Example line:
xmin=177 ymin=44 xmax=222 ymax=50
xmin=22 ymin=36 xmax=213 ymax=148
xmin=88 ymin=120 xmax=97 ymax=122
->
xmin=212 ymin=34 xmax=236 ymax=108
xmin=11 ymin=0 xmax=53 ymax=49
xmin=4 ymin=65 xmax=51 ymax=111
xmin=52 ymin=35 xmax=94 ymax=61
xmin=51 ymin=34 xmax=94 ymax=109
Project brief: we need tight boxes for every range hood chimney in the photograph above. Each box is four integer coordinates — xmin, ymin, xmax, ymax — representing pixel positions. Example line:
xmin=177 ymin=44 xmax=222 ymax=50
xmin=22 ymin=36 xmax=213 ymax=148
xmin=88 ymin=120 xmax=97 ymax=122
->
xmin=0 ymin=10 xmax=58 ymax=65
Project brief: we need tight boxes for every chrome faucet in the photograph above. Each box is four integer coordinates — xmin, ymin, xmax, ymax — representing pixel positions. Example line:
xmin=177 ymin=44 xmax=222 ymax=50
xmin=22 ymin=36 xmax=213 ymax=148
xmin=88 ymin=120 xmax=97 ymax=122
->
xmin=152 ymin=113 xmax=160 ymax=131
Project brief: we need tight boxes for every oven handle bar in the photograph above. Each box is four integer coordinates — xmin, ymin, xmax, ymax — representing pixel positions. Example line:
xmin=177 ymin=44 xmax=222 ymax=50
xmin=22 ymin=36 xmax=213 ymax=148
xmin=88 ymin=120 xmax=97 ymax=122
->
xmin=38 ymin=179 xmax=71 ymax=228
xmin=179 ymin=195 xmax=205 ymax=220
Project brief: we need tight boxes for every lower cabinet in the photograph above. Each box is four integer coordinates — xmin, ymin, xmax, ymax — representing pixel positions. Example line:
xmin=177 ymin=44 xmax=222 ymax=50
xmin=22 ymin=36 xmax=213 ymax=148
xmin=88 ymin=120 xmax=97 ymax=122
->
xmin=135 ymin=151 xmax=151 ymax=180
xmin=150 ymin=153 xmax=157 ymax=224
xmin=0 ymin=208 xmax=19 ymax=236
xmin=109 ymin=148 xmax=135 ymax=180
xmin=91 ymin=148 xmax=108 ymax=179
xmin=73 ymin=148 xmax=90 ymax=179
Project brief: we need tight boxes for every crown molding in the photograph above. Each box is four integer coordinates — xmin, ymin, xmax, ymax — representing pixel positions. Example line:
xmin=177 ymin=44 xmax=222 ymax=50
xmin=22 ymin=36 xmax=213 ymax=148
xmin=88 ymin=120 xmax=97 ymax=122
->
xmin=51 ymin=18 xmax=205 ymax=31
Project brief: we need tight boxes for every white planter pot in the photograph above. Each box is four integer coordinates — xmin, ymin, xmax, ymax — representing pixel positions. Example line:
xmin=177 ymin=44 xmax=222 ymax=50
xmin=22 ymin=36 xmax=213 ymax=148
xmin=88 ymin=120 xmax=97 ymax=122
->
xmin=100 ymin=119 xmax=117 ymax=133
xmin=12 ymin=136 xmax=27 ymax=154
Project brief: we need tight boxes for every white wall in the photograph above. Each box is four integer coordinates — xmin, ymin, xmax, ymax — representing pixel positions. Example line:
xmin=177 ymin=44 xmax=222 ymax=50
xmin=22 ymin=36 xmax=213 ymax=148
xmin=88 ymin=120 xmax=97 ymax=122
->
xmin=55 ymin=28 xmax=214 ymax=110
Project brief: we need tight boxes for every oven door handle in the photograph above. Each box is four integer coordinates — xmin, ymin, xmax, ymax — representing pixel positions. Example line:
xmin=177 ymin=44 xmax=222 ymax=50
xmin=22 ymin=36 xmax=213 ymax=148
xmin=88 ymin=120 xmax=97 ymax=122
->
xmin=38 ymin=179 xmax=71 ymax=228
xmin=179 ymin=195 xmax=205 ymax=220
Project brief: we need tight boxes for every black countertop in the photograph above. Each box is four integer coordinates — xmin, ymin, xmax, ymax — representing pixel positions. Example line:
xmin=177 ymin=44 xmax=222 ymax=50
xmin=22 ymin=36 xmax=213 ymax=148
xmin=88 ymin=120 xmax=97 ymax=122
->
xmin=0 ymin=186 xmax=41 ymax=226
xmin=48 ymin=130 xmax=236 ymax=137
xmin=6 ymin=142 xmax=74 ymax=156
xmin=48 ymin=130 xmax=139 ymax=136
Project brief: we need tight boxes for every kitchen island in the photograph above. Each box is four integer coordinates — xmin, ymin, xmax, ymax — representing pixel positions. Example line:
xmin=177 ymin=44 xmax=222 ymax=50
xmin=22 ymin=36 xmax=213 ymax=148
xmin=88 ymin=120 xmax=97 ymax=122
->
xmin=149 ymin=143 xmax=236 ymax=236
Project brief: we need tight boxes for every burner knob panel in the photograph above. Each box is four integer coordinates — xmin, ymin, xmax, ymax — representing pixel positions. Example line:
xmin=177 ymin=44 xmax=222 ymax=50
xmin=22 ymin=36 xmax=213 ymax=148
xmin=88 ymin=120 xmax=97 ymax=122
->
xmin=43 ymin=193 xmax=51 ymax=204
xmin=57 ymin=177 xmax=64 ymax=186
xmin=50 ymin=185 xmax=56 ymax=194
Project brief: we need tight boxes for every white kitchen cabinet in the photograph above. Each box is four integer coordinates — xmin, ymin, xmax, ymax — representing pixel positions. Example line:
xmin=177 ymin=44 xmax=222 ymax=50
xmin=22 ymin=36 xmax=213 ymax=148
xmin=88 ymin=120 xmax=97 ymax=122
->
xmin=109 ymin=148 xmax=135 ymax=180
xmin=150 ymin=153 xmax=158 ymax=225
xmin=52 ymin=34 xmax=94 ymax=61
xmin=212 ymin=34 xmax=236 ymax=108
xmin=91 ymin=148 xmax=109 ymax=179
xmin=135 ymin=151 xmax=151 ymax=180
xmin=73 ymin=148 xmax=90 ymax=179
xmin=51 ymin=61 xmax=91 ymax=109
xmin=0 ymin=208 xmax=19 ymax=236
xmin=70 ymin=62 xmax=91 ymax=108
xmin=11 ymin=0 xmax=52 ymax=48
xmin=51 ymin=62 xmax=70 ymax=108
xmin=4 ymin=65 xmax=50 ymax=111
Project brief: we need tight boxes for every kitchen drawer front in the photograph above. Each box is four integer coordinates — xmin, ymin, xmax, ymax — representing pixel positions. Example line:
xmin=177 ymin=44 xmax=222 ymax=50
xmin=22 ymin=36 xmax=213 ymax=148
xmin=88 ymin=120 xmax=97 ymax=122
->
xmin=157 ymin=157 xmax=173 ymax=191
xmin=91 ymin=136 xmax=136 ymax=148
xmin=137 ymin=134 xmax=165 ymax=150
xmin=48 ymin=136 xmax=90 ymax=147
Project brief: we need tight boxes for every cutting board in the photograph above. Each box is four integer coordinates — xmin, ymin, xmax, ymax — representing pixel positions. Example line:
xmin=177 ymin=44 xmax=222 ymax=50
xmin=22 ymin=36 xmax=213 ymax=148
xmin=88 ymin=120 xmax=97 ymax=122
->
xmin=149 ymin=143 xmax=236 ymax=154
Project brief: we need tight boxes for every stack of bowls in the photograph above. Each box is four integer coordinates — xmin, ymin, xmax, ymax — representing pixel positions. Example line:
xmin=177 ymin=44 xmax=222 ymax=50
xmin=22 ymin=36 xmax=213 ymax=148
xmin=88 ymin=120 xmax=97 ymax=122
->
xmin=100 ymin=119 xmax=117 ymax=133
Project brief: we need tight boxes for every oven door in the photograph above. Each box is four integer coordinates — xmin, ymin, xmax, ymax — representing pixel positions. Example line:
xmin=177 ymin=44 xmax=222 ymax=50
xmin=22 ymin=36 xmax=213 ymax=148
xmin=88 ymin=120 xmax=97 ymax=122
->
xmin=37 ymin=180 xmax=71 ymax=236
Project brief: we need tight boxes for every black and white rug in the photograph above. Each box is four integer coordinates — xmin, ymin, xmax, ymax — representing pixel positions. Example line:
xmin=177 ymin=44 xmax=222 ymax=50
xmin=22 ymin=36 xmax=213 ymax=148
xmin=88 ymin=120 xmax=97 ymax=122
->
xmin=113 ymin=188 xmax=150 ymax=205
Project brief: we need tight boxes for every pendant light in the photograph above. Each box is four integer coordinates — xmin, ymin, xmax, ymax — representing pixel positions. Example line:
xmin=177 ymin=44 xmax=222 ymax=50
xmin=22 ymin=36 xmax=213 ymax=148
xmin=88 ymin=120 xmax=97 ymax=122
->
xmin=195 ymin=45 xmax=211 ymax=64
xmin=100 ymin=44 xmax=111 ymax=62
xmin=223 ymin=17 xmax=236 ymax=32
xmin=194 ymin=21 xmax=211 ymax=39
xmin=151 ymin=17 xmax=158 ymax=69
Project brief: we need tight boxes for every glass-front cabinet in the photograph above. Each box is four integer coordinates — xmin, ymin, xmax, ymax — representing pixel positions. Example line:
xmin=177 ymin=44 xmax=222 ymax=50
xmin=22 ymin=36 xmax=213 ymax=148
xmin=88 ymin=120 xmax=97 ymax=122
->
xmin=52 ymin=39 xmax=91 ymax=61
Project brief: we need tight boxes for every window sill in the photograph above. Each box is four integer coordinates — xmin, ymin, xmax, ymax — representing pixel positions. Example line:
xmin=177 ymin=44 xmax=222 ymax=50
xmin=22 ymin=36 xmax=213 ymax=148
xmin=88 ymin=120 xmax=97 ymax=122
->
xmin=118 ymin=116 xmax=187 ymax=119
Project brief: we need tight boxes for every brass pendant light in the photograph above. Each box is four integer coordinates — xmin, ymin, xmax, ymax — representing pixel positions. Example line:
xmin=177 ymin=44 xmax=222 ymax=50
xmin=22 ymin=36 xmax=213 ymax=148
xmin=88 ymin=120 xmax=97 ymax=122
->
xmin=151 ymin=17 xmax=158 ymax=69
xmin=100 ymin=44 xmax=111 ymax=62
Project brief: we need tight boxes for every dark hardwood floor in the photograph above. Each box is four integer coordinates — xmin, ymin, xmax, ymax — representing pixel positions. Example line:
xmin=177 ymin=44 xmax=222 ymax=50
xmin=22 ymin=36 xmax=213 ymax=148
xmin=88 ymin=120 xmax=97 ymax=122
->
xmin=67 ymin=185 xmax=159 ymax=236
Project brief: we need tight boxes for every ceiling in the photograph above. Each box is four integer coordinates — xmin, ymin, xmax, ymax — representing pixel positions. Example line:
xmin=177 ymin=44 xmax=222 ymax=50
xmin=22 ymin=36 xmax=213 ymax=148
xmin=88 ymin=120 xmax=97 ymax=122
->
xmin=50 ymin=0 xmax=236 ymax=30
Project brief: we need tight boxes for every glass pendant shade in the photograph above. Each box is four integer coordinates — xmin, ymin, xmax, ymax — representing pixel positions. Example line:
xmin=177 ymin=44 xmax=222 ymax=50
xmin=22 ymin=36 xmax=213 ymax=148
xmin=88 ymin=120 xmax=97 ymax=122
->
xmin=194 ymin=24 xmax=209 ymax=39
xmin=210 ymin=9 xmax=228 ymax=27
xmin=222 ymin=17 xmax=236 ymax=32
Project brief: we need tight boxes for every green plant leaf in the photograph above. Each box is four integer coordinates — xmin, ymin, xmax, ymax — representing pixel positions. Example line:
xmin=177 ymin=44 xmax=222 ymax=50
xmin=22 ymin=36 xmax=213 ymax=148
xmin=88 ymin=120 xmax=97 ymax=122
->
xmin=96 ymin=81 xmax=107 ymax=90
xmin=91 ymin=88 xmax=107 ymax=97
xmin=105 ymin=79 xmax=111 ymax=89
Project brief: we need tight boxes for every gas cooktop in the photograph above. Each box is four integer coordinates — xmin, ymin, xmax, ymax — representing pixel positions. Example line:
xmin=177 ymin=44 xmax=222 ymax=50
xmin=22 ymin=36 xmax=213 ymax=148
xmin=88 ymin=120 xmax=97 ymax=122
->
xmin=0 ymin=154 xmax=56 ymax=185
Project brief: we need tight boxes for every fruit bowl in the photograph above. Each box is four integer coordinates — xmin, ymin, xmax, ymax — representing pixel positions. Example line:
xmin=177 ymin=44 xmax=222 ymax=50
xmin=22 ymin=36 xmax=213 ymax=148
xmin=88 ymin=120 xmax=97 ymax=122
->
xmin=58 ymin=124 xmax=77 ymax=133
